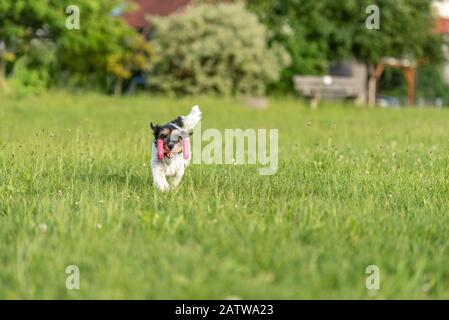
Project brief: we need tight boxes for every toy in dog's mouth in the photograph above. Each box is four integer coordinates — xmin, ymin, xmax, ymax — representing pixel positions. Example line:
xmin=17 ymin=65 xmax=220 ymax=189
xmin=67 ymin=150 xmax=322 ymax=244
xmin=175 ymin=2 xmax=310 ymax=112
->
xmin=157 ymin=139 xmax=164 ymax=160
xmin=157 ymin=138 xmax=190 ymax=160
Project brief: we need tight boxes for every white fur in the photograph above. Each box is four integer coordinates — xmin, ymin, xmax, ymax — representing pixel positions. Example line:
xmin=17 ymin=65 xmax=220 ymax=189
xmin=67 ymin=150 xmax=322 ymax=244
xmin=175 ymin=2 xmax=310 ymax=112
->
xmin=151 ymin=106 xmax=201 ymax=192
xmin=181 ymin=105 xmax=201 ymax=132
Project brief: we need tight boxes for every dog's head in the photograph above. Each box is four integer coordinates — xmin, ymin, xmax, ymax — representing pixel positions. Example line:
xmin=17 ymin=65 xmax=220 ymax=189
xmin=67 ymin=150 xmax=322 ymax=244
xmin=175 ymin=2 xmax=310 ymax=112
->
xmin=151 ymin=117 xmax=186 ymax=159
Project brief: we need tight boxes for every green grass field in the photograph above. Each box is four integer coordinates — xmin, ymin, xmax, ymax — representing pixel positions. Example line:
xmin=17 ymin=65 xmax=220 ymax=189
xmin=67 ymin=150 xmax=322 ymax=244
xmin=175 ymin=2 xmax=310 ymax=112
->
xmin=1 ymin=91 xmax=449 ymax=299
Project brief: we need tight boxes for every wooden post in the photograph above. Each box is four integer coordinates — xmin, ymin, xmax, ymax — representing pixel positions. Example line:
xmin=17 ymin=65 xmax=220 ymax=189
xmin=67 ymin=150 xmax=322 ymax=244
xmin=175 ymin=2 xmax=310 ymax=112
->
xmin=401 ymin=67 xmax=416 ymax=106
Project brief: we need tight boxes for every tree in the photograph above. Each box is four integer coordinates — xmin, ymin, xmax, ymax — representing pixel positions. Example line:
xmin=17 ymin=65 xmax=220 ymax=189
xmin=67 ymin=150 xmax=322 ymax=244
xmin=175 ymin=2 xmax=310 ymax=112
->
xmin=351 ymin=0 xmax=444 ymax=105
xmin=149 ymin=2 xmax=290 ymax=95
xmin=247 ymin=1 xmax=352 ymax=93
xmin=107 ymin=35 xmax=153 ymax=95
xmin=248 ymin=0 xmax=445 ymax=98
xmin=0 ymin=0 xmax=137 ymax=92
xmin=9 ymin=39 xmax=57 ymax=94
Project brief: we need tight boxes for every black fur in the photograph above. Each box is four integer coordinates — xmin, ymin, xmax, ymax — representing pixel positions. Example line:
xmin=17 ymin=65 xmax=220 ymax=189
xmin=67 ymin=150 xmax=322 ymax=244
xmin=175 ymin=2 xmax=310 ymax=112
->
xmin=170 ymin=116 xmax=184 ymax=128
xmin=151 ymin=116 xmax=184 ymax=141
xmin=150 ymin=123 xmax=162 ymax=140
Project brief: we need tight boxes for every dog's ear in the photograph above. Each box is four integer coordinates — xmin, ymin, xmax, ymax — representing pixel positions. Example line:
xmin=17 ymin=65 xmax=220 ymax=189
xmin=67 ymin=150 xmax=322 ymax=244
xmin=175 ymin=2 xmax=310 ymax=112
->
xmin=170 ymin=116 xmax=184 ymax=128
xmin=151 ymin=123 xmax=161 ymax=137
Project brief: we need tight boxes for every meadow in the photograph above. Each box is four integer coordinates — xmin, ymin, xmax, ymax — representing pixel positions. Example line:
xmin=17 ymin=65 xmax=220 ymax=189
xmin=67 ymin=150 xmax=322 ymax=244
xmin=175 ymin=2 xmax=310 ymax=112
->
xmin=1 ymin=91 xmax=449 ymax=299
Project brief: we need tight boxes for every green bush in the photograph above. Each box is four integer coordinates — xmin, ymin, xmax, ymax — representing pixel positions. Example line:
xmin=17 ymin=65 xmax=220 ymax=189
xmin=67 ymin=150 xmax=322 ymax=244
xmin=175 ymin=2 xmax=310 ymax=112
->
xmin=0 ymin=0 xmax=138 ymax=93
xmin=149 ymin=3 xmax=290 ymax=95
xmin=9 ymin=39 xmax=56 ymax=96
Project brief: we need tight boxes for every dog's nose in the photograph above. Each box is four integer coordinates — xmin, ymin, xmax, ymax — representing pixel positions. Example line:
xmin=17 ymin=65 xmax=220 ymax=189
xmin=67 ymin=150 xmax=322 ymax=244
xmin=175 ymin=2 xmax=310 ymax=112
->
xmin=168 ymin=143 xmax=175 ymax=150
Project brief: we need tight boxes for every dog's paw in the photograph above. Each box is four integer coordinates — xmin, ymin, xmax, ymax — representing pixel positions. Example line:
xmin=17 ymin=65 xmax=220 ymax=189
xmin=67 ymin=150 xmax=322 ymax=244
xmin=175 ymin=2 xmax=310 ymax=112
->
xmin=153 ymin=177 xmax=170 ymax=192
xmin=155 ymin=184 xmax=170 ymax=192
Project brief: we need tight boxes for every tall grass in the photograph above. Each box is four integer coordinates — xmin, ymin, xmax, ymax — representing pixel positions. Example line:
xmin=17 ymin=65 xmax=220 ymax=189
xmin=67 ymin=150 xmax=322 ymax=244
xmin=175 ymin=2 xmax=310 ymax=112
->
xmin=1 ymin=91 xmax=449 ymax=298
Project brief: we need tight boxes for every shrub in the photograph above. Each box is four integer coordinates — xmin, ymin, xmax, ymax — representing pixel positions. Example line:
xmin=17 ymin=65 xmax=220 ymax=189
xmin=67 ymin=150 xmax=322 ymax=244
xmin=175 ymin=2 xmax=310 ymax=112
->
xmin=107 ymin=35 xmax=154 ymax=95
xmin=0 ymin=0 xmax=138 ymax=93
xmin=9 ymin=39 xmax=56 ymax=96
xmin=149 ymin=3 xmax=290 ymax=96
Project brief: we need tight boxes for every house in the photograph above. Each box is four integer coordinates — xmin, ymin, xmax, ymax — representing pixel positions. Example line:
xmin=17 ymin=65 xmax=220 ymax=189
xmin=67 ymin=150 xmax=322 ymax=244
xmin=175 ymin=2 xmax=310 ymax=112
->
xmin=122 ymin=0 xmax=191 ymax=35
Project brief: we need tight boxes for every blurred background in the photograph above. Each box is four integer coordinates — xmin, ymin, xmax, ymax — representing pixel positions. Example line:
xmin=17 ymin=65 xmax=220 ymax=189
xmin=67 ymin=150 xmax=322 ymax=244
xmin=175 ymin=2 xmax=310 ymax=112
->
xmin=1 ymin=0 xmax=449 ymax=107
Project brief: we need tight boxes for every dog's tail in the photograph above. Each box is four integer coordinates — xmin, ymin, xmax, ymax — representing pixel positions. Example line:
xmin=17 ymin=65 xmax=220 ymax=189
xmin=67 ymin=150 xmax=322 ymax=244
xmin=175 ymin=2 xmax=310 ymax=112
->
xmin=181 ymin=105 xmax=201 ymax=132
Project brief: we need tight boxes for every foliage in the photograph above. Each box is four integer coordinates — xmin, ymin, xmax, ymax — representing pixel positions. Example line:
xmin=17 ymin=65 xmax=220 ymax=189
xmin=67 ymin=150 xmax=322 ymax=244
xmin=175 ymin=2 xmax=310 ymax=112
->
xmin=416 ymin=64 xmax=449 ymax=103
xmin=248 ymin=0 xmax=445 ymax=93
xmin=351 ymin=0 xmax=444 ymax=65
xmin=380 ymin=64 xmax=449 ymax=105
xmin=149 ymin=3 xmax=290 ymax=95
xmin=8 ymin=39 xmax=56 ymax=95
xmin=55 ymin=1 xmax=136 ymax=87
xmin=0 ymin=42 xmax=15 ymax=91
xmin=0 ymin=45 xmax=16 ymax=75
xmin=107 ymin=35 xmax=154 ymax=95
xmin=0 ymin=0 xmax=138 ymax=92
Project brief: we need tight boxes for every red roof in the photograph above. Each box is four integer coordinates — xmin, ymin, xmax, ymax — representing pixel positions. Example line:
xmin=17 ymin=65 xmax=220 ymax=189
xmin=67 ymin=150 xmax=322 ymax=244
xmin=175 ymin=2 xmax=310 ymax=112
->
xmin=123 ymin=0 xmax=192 ymax=29
xmin=435 ymin=17 xmax=449 ymax=34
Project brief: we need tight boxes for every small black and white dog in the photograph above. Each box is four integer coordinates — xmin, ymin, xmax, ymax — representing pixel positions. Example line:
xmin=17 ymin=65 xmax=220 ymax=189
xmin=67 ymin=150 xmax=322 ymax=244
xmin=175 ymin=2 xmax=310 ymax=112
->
xmin=150 ymin=106 xmax=201 ymax=191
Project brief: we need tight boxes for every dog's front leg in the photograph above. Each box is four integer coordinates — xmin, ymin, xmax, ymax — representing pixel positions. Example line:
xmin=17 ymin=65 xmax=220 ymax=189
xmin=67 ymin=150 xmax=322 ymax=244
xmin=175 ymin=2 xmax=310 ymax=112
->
xmin=171 ymin=170 xmax=185 ymax=188
xmin=152 ymin=169 xmax=170 ymax=192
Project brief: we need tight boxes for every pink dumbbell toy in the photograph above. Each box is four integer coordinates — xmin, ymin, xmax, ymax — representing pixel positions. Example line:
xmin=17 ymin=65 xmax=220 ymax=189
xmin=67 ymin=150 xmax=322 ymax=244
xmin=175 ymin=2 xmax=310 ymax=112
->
xmin=157 ymin=139 xmax=164 ymax=160
xmin=183 ymin=137 xmax=190 ymax=160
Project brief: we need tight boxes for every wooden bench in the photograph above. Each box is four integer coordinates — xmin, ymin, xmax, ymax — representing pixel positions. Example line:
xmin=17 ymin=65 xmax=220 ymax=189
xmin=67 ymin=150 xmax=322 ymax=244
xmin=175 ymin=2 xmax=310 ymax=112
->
xmin=293 ymin=75 xmax=363 ymax=108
